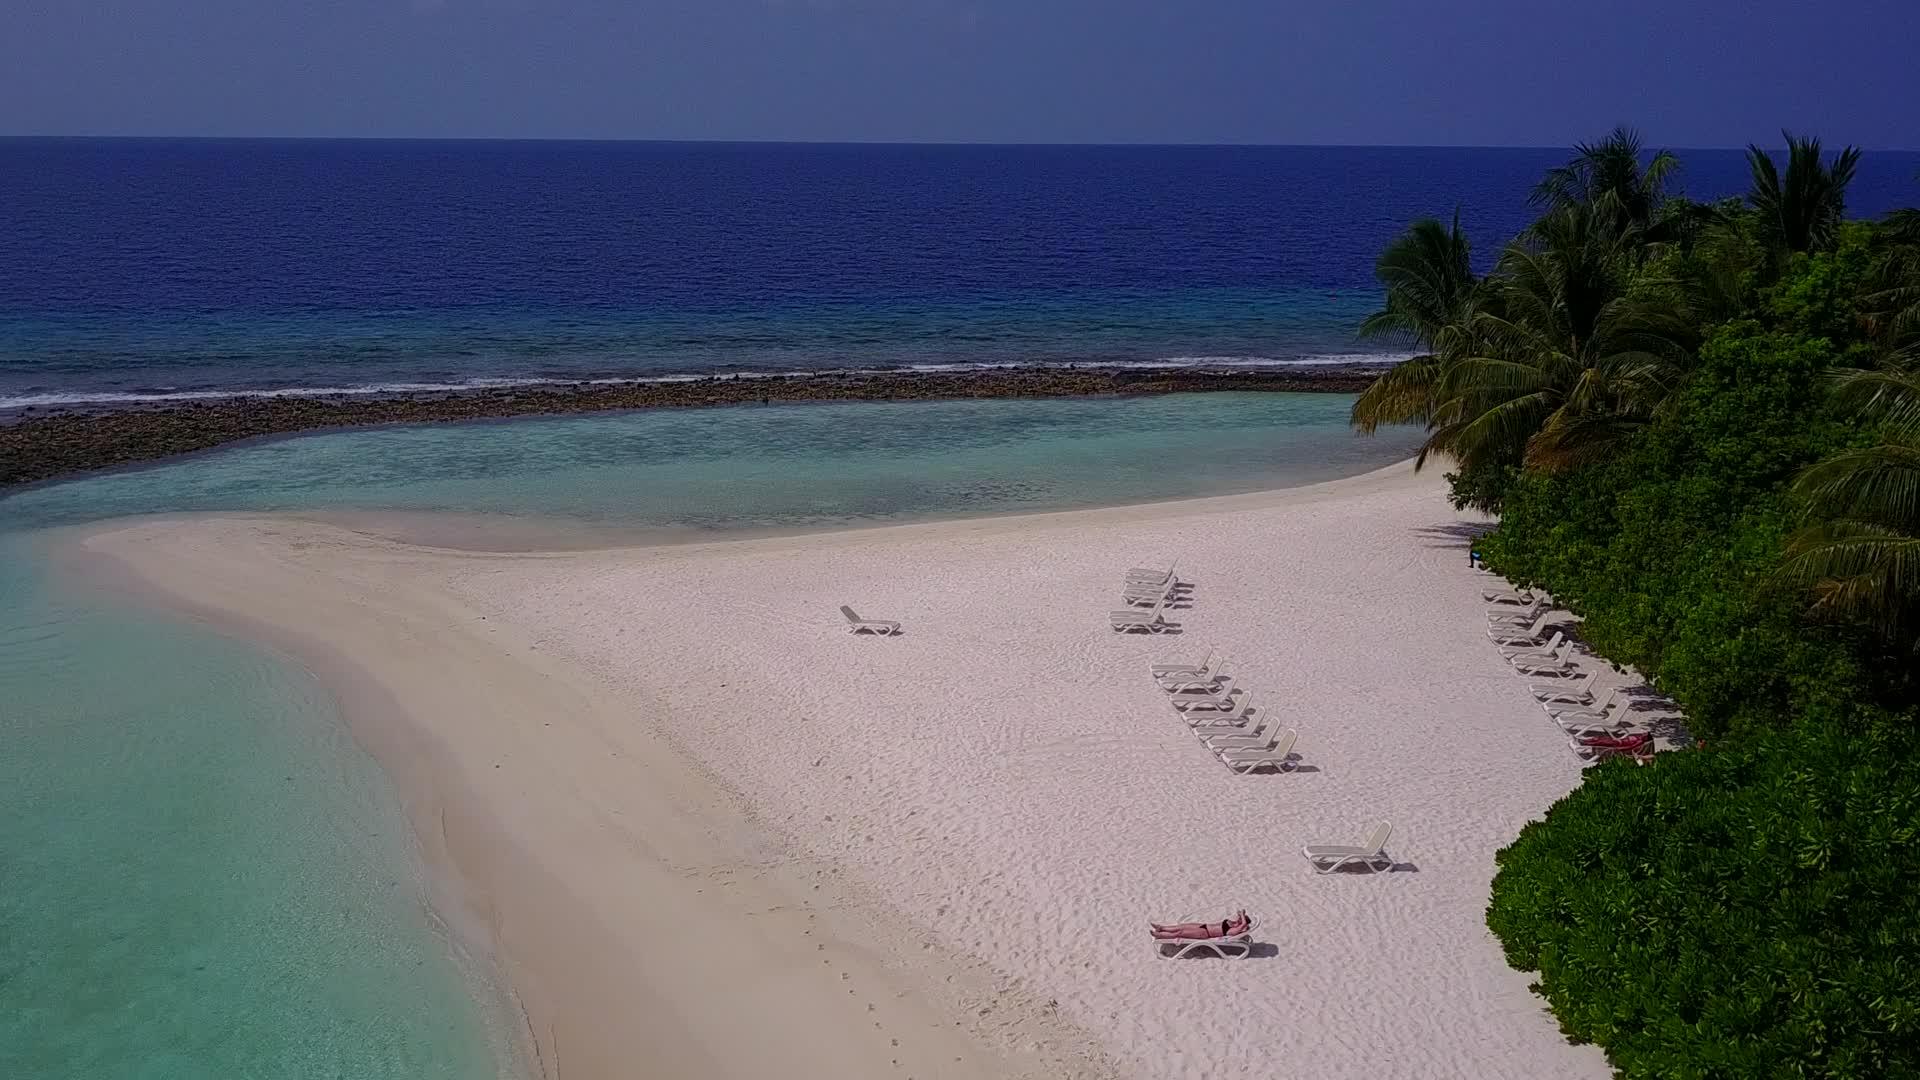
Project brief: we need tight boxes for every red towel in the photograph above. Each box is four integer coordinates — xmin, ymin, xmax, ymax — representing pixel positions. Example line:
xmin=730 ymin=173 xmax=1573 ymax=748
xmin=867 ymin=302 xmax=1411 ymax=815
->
xmin=1579 ymin=732 xmax=1649 ymax=750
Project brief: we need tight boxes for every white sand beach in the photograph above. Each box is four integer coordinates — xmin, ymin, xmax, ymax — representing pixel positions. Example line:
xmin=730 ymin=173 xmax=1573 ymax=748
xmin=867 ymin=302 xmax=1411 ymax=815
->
xmin=76 ymin=462 xmax=1614 ymax=1080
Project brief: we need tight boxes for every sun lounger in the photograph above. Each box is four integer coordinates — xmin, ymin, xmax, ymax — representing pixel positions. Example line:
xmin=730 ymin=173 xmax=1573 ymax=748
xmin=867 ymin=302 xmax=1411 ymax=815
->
xmin=1151 ymin=915 xmax=1258 ymax=959
xmin=1151 ymin=649 xmax=1217 ymax=678
xmin=1158 ymin=669 xmax=1231 ymax=694
xmin=1570 ymin=731 xmax=1653 ymax=761
xmin=1497 ymin=630 xmax=1565 ymax=659
xmin=1510 ymin=643 xmax=1576 ymax=676
xmin=1484 ymin=588 xmax=1542 ymax=605
xmin=1168 ymin=684 xmax=1236 ymax=710
xmin=1127 ymin=564 xmax=1180 ymax=586
xmin=1488 ymin=598 xmax=1551 ymax=624
xmin=1302 ymin=821 xmax=1393 ymax=874
xmin=1561 ymin=718 xmax=1646 ymax=741
xmin=1123 ymin=581 xmax=1187 ymax=607
xmin=1215 ymin=729 xmax=1298 ymax=773
xmin=1544 ymin=687 xmax=1622 ymax=723
xmin=1111 ymin=602 xmax=1178 ymax=634
xmin=1488 ymin=614 xmax=1557 ymax=646
xmin=1195 ymin=719 xmax=1270 ymax=747
xmin=1531 ymin=673 xmax=1597 ymax=704
xmin=1182 ymin=691 xmax=1253 ymax=728
xmin=841 ymin=606 xmax=901 ymax=635
xmin=1154 ymin=657 xmax=1228 ymax=690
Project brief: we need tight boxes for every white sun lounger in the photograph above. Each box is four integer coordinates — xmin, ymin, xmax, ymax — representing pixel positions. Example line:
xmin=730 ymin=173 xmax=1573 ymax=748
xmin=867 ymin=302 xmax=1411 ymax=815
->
xmin=1122 ymin=583 xmax=1183 ymax=607
xmin=1561 ymin=717 xmax=1647 ymax=741
xmin=1484 ymin=588 xmax=1543 ymax=604
xmin=1302 ymin=821 xmax=1394 ymax=874
xmin=1488 ymin=598 xmax=1551 ymax=624
xmin=1127 ymin=563 xmax=1179 ymax=584
xmin=1545 ymin=687 xmax=1623 ymax=724
xmin=1151 ymin=915 xmax=1258 ymax=959
xmin=1183 ymin=691 xmax=1254 ymax=728
xmin=1489 ymin=615 xmax=1558 ymax=646
xmin=1168 ymin=683 xmax=1236 ymax=710
xmin=1111 ymin=602 xmax=1178 ymax=633
xmin=841 ymin=606 xmax=901 ymax=635
xmin=1531 ymin=673 xmax=1598 ymax=704
xmin=1156 ymin=656 xmax=1229 ymax=690
xmin=1158 ymin=666 xmax=1231 ymax=693
xmin=1195 ymin=719 xmax=1271 ymax=748
xmin=1216 ymin=729 xmax=1299 ymax=773
xmin=1151 ymin=648 xmax=1217 ymax=678
xmin=1510 ymin=643 xmax=1577 ymax=676
xmin=1497 ymin=630 xmax=1565 ymax=659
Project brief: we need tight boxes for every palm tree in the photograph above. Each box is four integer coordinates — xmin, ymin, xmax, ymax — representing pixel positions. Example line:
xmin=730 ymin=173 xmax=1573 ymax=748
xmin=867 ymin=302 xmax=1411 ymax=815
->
xmin=1350 ymin=211 xmax=1478 ymax=439
xmin=1421 ymin=203 xmax=1695 ymax=471
xmin=1356 ymin=210 xmax=1476 ymax=350
xmin=1531 ymin=126 xmax=1680 ymax=241
xmin=1746 ymin=132 xmax=1862 ymax=254
xmin=1785 ymin=359 xmax=1920 ymax=640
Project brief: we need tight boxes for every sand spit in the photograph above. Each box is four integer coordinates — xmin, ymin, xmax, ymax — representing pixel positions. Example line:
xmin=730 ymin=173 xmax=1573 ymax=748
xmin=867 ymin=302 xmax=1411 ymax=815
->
xmin=78 ymin=463 xmax=1613 ymax=1079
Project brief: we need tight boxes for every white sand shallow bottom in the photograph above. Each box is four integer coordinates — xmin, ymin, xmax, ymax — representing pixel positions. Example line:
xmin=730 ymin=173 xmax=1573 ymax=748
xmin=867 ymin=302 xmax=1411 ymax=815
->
xmin=81 ymin=463 xmax=1614 ymax=1080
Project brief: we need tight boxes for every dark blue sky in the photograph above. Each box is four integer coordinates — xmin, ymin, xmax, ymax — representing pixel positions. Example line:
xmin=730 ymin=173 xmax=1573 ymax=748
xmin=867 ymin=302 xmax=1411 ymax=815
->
xmin=6 ymin=0 xmax=1917 ymax=147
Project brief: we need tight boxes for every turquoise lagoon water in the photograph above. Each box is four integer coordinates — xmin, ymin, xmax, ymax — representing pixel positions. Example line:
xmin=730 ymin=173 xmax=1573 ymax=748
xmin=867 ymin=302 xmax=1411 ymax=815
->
xmin=6 ymin=394 xmax=1420 ymax=530
xmin=0 ymin=538 xmax=513 ymax=1080
xmin=0 ymin=394 xmax=1421 ymax=1078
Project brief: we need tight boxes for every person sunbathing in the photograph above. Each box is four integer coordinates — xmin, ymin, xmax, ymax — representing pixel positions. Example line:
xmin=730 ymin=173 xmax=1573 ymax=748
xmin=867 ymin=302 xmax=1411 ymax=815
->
xmin=1149 ymin=910 xmax=1250 ymax=940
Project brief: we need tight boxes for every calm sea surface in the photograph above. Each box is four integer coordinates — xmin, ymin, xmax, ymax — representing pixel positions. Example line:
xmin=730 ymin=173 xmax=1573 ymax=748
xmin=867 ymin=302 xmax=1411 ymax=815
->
xmin=5 ymin=140 xmax=1917 ymax=407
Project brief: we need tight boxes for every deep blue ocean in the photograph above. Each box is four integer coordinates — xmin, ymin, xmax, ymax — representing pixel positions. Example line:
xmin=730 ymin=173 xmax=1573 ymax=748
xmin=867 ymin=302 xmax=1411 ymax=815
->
xmin=4 ymin=139 xmax=1916 ymax=408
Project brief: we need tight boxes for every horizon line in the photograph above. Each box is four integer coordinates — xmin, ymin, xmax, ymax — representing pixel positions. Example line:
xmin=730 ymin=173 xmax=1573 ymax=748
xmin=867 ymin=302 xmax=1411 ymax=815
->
xmin=4 ymin=134 xmax=1917 ymax=153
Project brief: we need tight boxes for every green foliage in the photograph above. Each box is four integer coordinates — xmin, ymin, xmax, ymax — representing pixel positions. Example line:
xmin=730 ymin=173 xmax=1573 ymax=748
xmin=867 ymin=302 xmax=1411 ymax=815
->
xmin=1442 ymin=458 xmax=1518 ymax=514
xmin=1765 ymin=223 xmax=1879 ymax=350
xmin=1483 ymin=323 xmax=1864 ymax=739
xmin=1486 ymin=723 xmax=1920 ymax=1079
xmin=1361 ymin=129 xmax=1920 ymax=1080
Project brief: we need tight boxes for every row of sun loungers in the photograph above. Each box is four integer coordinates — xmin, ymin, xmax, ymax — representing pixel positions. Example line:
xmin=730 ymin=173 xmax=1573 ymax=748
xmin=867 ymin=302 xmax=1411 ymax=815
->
xmin=1148 ymin=650 xmax=1299 ymax=773
xmin=1482 ymin=587 xmax=1658 ymax=763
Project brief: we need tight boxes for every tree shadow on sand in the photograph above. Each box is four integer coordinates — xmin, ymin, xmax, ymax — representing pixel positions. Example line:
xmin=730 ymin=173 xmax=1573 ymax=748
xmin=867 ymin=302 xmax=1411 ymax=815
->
xmin=1412 ymin=521 xmax=1495 ymax=554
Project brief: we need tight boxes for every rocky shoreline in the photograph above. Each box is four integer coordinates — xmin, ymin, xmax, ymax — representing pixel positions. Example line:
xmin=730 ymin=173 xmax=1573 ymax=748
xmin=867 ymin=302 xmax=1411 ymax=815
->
xmin=0 ymin=365 xmax=1381 ymax=491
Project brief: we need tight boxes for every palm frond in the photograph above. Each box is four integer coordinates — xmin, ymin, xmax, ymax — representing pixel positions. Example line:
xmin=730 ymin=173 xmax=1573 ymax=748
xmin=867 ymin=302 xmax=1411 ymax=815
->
xmin=1351 ymin=355 xmax=1443 ymax=434
xmin=1782 ymin=520 xmax=1920 ymax=636
xmin=1748 ymin=132 xmax=1863 ymax=254
xmin=1357 ymin=212 xmax=1477 ymax=351
xmin=1526 ymin=410 xmax=1649 ymax=471
xmin=1431 ymin=390 xmax=1560 ymax=468
xmin=1826 ymin=364 xmax=1920 ymax=444
xmin=1793 ymin=443 xmax=1920 ymax=526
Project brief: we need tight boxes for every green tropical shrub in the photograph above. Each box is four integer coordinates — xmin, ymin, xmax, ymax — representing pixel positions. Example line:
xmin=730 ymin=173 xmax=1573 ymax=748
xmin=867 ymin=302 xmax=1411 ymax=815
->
xmin=1487 ymin=725 xmax=1920 ymax=1079
xmin=1480 ymin=322 xmax=1864 ymax=739
xmin=1357 ymin=130 xmax=1920 ymax=1078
